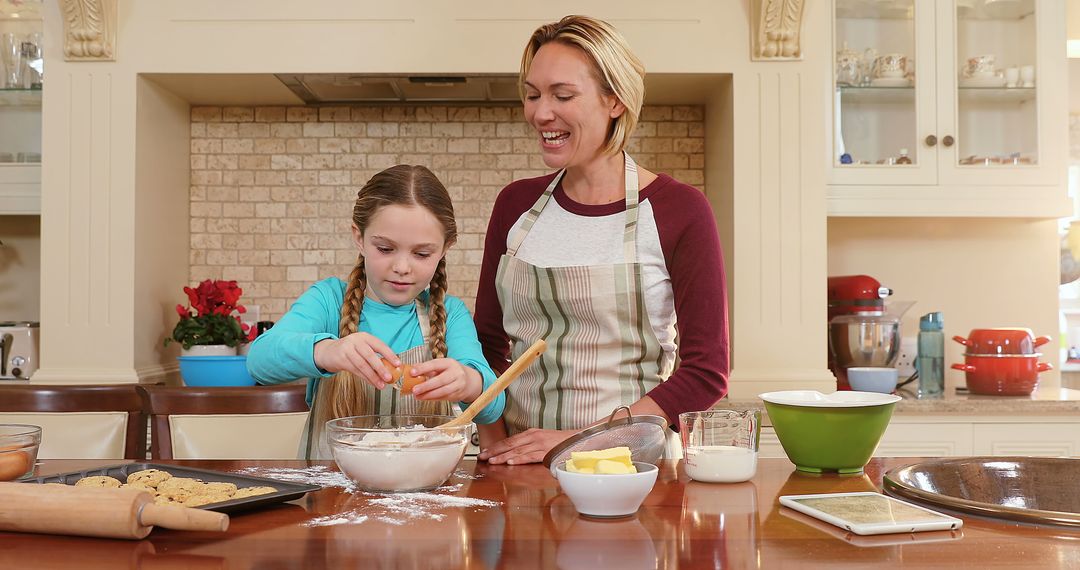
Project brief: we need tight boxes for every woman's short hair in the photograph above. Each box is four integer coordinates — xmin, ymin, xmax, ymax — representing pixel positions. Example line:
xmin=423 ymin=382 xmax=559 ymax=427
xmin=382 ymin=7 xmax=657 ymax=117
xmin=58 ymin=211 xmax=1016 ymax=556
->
xmin=520 ymin=15 xmax=646 ymax=156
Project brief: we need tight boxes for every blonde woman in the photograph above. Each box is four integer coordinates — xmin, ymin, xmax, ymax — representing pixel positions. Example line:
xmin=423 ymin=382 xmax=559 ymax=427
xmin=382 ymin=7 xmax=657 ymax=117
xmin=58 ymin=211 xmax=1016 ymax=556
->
xmin=475 ymin=15 xmax=729 ymax=464
xmin=249 ymin=164 xmax=503 ymax=459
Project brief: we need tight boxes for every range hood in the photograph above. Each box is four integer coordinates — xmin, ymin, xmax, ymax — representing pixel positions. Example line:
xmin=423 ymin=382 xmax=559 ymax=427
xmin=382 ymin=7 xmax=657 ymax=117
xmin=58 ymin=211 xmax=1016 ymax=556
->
xmin=275 ymin=74 xmax=521 ymax=103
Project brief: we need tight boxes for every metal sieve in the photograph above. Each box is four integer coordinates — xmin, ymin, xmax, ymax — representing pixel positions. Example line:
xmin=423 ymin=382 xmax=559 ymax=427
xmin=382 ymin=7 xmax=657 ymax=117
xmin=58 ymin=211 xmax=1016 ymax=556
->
xmin=543 ymin=406 xmax=668 ymax=476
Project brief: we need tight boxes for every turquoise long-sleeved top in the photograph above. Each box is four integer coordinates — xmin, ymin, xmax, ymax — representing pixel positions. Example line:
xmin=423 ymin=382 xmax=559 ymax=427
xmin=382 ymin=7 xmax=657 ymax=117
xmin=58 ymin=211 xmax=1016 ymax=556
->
xmin=247 ymin=277 xmax=504 ymax=424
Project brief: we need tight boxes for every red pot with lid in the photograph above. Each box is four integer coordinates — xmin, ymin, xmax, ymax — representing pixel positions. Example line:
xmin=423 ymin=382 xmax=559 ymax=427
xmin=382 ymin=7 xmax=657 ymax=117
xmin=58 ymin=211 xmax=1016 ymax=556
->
xmin=952 ymin=328 xmax=1051 ymax=355
xmin=951 ymin=353 xmax=1052 ymax=396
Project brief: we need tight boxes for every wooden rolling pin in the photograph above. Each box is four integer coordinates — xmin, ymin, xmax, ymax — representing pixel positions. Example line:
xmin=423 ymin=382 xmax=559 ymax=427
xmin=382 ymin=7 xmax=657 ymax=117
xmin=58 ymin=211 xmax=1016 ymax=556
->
xmin=0 ymin=482 xmax=229 ymax=540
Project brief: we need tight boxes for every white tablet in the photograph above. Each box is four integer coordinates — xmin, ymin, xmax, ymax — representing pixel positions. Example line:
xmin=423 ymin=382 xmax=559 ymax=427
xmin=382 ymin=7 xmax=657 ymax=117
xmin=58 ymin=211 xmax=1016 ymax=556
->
xmin=779 ymin=492 xmax=963 ymax=536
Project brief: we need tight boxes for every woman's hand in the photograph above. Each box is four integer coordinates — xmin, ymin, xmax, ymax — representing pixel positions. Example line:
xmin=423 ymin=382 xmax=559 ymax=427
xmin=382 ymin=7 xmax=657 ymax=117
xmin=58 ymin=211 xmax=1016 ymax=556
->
xmin=477 ymin=428 xmax=575 ymax=465
xmin=409 ymin=359 xmax=482 ymax=403
xmin=312 ymin=332 xmax=398 ymax=389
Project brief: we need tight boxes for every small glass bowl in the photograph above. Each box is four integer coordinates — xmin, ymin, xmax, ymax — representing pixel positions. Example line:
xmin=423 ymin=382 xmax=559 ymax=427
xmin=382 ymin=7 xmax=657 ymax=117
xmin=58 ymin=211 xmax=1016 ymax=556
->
xmin=326 ymin=415 xmax=472 ymax=493
xmin=0 ymin=424 xmax=41 ymax=480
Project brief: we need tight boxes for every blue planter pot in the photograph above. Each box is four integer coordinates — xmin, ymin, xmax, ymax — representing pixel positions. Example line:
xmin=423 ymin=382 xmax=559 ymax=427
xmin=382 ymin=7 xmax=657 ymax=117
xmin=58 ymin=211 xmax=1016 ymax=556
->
xmin=178 ymin=355 xmax=256 ymax=387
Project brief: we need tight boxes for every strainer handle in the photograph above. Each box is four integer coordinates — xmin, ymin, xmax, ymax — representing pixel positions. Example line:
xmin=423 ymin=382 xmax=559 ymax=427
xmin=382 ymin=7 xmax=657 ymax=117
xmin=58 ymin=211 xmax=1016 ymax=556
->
xmin=605 ymin=405 xmax=633 ymax=427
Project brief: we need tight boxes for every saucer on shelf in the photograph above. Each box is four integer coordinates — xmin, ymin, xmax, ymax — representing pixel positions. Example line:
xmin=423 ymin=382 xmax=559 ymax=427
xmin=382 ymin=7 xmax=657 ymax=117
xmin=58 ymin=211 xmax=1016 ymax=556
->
xmin=959 ymin=75 xmax=1006 ymax=88
xmin=869 ymin=77 xmax=912 ymax=88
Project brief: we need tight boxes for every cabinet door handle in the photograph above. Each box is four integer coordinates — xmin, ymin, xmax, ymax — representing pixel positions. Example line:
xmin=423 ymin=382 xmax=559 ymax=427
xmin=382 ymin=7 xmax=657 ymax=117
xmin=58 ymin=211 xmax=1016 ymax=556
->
xmin=925 ymin=135 xmax=937 ymax=147
xmin=942 ymin=135 xmax=955 ymax=147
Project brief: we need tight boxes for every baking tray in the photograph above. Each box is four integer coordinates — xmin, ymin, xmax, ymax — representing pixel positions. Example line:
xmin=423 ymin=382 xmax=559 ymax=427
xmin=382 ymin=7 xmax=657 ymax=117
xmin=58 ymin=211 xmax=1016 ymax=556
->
xmin=21 ymin=462 xmax=321 ymax=514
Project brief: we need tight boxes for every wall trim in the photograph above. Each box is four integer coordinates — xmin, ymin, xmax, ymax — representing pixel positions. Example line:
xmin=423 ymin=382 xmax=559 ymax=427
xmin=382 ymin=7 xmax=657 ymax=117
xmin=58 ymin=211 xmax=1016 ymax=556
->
xmin=750 ymin=0 xmax=805 ymax=61
xmin=60 ymin=0 xmax=117 ymax=61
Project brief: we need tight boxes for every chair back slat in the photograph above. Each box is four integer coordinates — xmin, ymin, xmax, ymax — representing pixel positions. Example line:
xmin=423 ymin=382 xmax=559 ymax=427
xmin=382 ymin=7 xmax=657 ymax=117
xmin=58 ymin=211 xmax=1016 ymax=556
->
xmin=136 ymin=383 xmax=309 ymax=460
xmin=0 ymin=384 xmax=147 ymax=459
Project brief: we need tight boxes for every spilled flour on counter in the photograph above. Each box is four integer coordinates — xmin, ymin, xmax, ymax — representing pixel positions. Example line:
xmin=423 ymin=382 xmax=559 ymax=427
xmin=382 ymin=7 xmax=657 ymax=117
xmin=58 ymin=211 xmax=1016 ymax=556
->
xmin=232 ymin=465 xmax=354 ymax=490
xmin=303 ymin=491 xmax=501 ymax=527
xmin=304 ymin=513 xmax=368 ymax=527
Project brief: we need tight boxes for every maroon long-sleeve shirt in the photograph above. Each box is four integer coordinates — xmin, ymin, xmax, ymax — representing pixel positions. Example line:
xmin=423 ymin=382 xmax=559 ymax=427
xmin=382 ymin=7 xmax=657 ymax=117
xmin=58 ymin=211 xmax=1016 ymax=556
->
xmin=473 ymin=172 xmax=730 ymax=426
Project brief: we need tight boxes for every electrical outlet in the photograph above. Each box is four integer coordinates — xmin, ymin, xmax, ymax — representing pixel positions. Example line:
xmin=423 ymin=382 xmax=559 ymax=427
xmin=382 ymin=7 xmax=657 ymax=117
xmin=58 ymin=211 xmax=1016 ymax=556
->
xmin=896 ymin=336 xmax=918 ymax=379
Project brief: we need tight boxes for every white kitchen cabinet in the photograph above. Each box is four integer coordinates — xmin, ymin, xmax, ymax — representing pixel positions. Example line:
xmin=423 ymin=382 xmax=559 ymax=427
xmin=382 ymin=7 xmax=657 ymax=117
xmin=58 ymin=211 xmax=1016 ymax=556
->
xmin=0 ymin=2 xmax=43 ymax=215
xmin=828 ymin=0 xmax=1068 ymax=217
xmin=973 ymin=423 xmax=1080 ymax=456
xmin=875 ymin=420 xmax=974 ymax=457
xmin=759 ymin=427 xmax=787 ymax=459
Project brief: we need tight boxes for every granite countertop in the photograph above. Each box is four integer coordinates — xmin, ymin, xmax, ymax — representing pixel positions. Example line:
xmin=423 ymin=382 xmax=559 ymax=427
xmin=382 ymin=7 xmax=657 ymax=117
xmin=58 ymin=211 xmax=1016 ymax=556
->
xmin=723 ymin=386 xmax=1080 ymax=416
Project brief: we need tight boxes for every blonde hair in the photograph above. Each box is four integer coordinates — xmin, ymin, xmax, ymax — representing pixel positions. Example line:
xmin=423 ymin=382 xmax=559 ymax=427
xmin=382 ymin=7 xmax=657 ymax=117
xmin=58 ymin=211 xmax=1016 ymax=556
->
xmin=519 ymin=15 xmax=646 ymax=156
xmin=314 ymin=165 xmax=454 ymax=425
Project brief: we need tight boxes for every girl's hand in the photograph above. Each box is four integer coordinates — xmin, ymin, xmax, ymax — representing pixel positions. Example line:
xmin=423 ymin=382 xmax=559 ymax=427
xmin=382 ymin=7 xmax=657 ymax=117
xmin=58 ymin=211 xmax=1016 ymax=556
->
xmin=313 ymin=332 xmax=398 ymax=389
xmin=408 ymin=358 xmax=482 ymax=403
xmin=477 ymin=429 xmax=575 ymax=465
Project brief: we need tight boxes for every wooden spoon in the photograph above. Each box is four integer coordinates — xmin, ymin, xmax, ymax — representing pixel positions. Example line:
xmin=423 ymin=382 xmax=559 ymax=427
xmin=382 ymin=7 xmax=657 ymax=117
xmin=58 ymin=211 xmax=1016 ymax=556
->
xmin=439 ymin=339 xmax=546 ymax=429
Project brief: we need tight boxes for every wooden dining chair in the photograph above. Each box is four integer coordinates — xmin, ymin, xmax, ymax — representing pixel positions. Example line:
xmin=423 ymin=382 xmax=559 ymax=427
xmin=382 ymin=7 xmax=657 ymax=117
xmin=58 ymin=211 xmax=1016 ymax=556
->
xmin=136 ymin=383 xmax=310 ymax=460
xmin=0 ymin=384 xmax=147 ymax=459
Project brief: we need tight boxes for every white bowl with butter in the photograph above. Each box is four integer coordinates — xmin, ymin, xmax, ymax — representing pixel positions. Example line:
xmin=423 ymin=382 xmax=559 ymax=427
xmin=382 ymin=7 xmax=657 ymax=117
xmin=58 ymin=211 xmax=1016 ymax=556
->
xmin=555 ymin=460 xmax=659 ymax=518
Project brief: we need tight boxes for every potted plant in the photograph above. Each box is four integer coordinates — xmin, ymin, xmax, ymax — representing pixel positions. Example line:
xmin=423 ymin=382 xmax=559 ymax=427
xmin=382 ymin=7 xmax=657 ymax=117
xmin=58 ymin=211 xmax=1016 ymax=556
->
xmin=167 ymin=279 xmax=248 ymax=355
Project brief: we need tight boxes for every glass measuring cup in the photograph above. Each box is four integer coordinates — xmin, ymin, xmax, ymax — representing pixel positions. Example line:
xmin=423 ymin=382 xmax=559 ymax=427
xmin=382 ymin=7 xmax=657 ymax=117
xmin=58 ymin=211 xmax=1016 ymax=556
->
xmin=679 ymin=410 xmax=760 ymax=483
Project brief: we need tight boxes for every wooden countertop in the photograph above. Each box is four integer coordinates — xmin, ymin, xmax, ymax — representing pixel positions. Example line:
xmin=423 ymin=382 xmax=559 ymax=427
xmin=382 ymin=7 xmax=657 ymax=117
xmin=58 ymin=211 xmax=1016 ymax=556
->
xmin=5 ymin=457 xmax=1079 ymax=568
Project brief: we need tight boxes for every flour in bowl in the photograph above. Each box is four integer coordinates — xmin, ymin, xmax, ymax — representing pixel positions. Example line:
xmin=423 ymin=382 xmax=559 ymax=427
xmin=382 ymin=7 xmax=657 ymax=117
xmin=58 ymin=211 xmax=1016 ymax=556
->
xmin=331 ymin=426 xmax=468 ymax=492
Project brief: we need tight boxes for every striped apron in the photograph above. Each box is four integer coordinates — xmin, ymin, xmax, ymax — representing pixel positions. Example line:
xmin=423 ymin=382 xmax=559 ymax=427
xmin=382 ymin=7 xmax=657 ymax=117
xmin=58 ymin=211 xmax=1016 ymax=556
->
xmin=301 ymin=300 xmax=450 ymax=460
xmin=496 ymin=153 xmax=679 ymax=455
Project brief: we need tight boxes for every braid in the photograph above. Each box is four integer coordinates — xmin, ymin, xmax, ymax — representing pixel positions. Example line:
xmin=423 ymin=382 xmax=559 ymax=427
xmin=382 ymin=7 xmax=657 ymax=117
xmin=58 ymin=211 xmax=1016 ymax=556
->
xmin=427 ymin=258 xmax=449 ymax=359
xmin=322 ymin=256 xmax=368 ymax=423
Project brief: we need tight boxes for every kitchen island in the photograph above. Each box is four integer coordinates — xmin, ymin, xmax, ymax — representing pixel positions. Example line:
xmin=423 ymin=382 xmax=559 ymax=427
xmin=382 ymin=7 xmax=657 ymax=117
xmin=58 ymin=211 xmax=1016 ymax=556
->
xmin=728 ymin=387 xmax=1080 ymax=458
xmin=4 ymin=457 xmax=1078 ymax=568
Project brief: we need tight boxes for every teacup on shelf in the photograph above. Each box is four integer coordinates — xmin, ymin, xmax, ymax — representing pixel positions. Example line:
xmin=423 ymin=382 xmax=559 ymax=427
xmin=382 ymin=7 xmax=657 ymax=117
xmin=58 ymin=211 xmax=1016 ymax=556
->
xmin=963 ymin=54 xmax=997 ymax=78
xmin=873 ymin=53 xmax=907 ymax=79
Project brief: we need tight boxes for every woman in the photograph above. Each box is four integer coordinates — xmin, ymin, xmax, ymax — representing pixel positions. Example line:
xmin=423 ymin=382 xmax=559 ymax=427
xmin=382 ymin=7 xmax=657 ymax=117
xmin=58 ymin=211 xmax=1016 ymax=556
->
xmin=474 ymin=15 xmax=729 ymax=464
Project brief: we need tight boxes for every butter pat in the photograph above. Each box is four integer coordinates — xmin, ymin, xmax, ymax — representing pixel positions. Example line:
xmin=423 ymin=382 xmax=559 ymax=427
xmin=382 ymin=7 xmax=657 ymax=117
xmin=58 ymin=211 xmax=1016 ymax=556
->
xmin=564 ymin=458 xmax=594 ymax=474
xmin=566 ymin=447 xmax=635 ymax=473
xmin=595 ymin=459 xmax=637 ymax=474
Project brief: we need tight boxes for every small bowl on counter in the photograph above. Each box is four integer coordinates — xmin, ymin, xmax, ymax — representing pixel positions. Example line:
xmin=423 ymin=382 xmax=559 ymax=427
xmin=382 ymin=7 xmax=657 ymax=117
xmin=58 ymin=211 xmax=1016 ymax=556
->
xmin=555 ymin=461 xmax=658 ymax=518
xmin=845 ymin=367 xmax=899 ymax=394
xmin=759 ymin=391 xmax=900 ymax=475
xmin=326 ymin=415 xmax=471 ymax=493
xmin=0 ymin=424 xmax=41 ymax=481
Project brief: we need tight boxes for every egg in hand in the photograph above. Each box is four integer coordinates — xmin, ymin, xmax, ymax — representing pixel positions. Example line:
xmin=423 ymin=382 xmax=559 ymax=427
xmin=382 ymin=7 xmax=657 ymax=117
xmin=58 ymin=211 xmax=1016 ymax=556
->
xmin=380 ymin=358 xmax=427 ymax=395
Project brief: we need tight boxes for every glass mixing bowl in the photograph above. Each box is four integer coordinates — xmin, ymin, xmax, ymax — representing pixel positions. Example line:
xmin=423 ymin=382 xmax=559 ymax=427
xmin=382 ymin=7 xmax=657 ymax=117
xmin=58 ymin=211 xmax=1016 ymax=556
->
xmin=0 ymin=424 xmax=41 ymax=480
xmin=326 ymin=415 xmax=472 ymax=493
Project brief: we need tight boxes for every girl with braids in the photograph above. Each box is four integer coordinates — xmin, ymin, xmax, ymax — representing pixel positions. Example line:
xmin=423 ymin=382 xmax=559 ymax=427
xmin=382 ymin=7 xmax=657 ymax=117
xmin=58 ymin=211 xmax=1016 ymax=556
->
xmin=248 ymin=164 xmax=503 ymax=459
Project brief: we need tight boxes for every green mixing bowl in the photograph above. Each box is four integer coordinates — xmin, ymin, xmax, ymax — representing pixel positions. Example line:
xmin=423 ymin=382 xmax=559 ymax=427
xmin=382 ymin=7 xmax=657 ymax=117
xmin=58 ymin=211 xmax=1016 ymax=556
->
xmin=760 ymin=390 xmax=900 ymax=474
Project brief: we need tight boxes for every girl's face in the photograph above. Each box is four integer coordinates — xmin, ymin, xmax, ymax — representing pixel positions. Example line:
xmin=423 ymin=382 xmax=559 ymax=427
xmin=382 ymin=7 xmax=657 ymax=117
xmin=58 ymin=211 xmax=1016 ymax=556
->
xmin=353 ymin=204 xmax=448 ymax=307
xmin=523 ymin=42 xmax=626 ymax=171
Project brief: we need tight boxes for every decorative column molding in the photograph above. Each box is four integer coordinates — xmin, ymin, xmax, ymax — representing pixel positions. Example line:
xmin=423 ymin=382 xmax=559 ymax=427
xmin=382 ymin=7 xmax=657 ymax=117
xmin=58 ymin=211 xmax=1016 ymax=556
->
xmin=751 ymin=0 xmax=806 ymax=61
xmin=59 ymin=0 xmax=116 ymax=61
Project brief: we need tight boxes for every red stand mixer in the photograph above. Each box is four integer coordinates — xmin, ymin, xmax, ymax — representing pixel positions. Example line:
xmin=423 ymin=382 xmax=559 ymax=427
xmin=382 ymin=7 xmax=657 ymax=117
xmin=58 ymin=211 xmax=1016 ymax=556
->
xmin=828 ymin=275 xmax=902 ymax=390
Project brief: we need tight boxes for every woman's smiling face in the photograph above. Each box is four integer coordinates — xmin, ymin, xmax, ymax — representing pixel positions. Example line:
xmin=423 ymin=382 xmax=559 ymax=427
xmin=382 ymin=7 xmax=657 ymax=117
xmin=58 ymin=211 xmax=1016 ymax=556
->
xmin=353 ymin=204 xmax=447 ymax=307
xmin=523 ymin=41 xmax=625 ymax=170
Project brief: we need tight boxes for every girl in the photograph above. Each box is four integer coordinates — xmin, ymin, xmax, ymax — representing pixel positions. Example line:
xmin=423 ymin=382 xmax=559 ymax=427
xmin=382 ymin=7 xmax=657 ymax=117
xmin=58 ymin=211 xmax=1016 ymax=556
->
xmin=248 ymin=164 xmax=503 ymax=459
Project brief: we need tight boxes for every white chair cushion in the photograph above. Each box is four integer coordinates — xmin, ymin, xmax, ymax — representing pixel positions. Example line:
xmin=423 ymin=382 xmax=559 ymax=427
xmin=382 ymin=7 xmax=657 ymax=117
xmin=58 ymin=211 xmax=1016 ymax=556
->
xmin=167 ymin=412 xmax=309 ymax=460
xmin=0 ymin=412 xmax=128 ymax=459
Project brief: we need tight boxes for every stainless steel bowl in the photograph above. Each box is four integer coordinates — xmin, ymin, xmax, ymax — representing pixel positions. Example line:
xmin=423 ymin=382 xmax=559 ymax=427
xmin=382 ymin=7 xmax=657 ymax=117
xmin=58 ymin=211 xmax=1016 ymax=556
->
xmin=829 ymin=314 xmax=901 ymax=370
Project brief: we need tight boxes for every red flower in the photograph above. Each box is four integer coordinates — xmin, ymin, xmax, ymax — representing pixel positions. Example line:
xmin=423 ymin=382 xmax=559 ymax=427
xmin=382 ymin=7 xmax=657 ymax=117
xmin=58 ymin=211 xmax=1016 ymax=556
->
xmin=168 ymin=279 xmax=250 ymax=349
xmin=180 ymin=279 xmax=247 ymax=318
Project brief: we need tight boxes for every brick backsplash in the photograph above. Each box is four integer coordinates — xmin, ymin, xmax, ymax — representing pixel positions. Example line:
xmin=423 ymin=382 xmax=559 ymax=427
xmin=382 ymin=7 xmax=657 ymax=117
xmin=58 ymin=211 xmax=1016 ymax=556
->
xmin=189 ymin=104 xmax=706 ymax=320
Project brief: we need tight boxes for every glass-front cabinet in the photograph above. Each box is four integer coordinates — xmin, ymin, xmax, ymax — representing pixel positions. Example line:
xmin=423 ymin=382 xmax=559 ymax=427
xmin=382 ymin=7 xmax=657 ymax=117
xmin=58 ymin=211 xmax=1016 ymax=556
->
xmin=829 ymin=0 xmax=1068 ymax=216
xmin=0 ymin=0 xmax=43 ymax=215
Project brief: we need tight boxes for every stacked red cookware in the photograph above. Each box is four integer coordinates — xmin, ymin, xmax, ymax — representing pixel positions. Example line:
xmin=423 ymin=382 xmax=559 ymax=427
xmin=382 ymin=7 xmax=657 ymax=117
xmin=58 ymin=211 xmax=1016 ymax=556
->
xmin=951 ymin=328 xmax=1053 ymax=396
